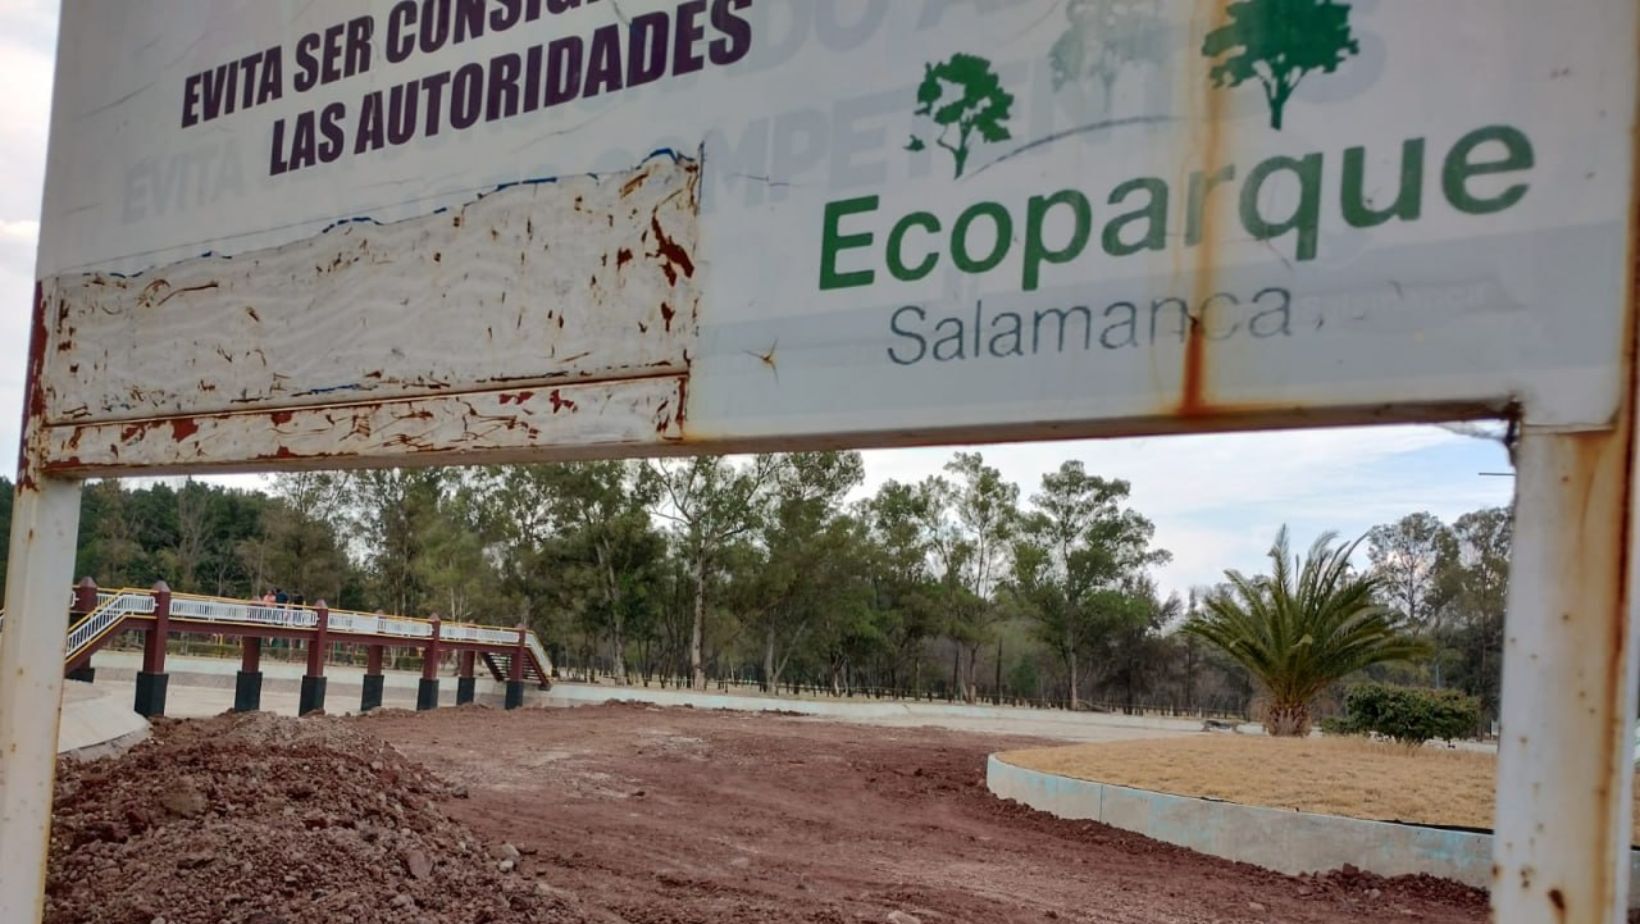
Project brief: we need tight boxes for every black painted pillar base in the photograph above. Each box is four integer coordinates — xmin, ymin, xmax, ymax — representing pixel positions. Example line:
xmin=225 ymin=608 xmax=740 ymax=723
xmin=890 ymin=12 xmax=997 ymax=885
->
xmin=133 ymin=671 xmax=168 ymax=718
xmin=361 ymin=673 xmax=384 ymax=713
xmin=505 ymin=680 xmax=526 ymax=710
xmin=234 ymin=670 xmax=262 ymax=713
xmin=66 ymin=666 xmax=95 ymax=684
xmin=416 ymin=678 xmax=440 ymax=711
xmin=299 ymin=675 xmax=327 ymax=716
xmin=456 ymin=676 xmax=476 ymax=706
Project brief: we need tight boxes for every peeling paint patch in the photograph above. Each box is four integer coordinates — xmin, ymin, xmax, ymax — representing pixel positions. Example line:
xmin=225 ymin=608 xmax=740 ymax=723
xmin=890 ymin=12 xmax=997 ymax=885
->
xmin=39 ymin=158 xmax=702 ymax=429
xmin=40 ymin=377 xmax=687 ymax=475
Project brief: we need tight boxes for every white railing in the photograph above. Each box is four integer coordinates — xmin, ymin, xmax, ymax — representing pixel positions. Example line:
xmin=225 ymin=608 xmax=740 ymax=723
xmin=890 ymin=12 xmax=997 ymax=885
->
xmin=438 ymin=623 xmax=522 ymax=646
xmin=169 ymin=595 xmax=319 ymax=630
xmin=525 ymin=632 xmax=553 ymax=676
xmin=323 ymin=609 xmax=434 ymax=639
xmin=65 ymin=590 xmax=156 ymax=662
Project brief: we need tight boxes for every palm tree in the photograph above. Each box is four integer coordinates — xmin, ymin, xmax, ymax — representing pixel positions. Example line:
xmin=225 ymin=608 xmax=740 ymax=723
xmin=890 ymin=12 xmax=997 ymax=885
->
xmin=1184 ymin=527 xmax=1430 ymax=736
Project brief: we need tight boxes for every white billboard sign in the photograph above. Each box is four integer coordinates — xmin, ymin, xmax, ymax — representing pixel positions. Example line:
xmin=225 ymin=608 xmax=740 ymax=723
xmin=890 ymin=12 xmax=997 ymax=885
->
xmin=26 ymin=0 xmax=1637 ymax=476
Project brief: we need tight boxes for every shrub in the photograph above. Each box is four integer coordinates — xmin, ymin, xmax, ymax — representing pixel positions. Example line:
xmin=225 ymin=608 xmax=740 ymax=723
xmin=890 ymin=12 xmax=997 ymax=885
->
xmin=1339 ymin=683 xmax=1480 ymax=748
xmin=1318 ymin=715 xmax=1357 ymax=737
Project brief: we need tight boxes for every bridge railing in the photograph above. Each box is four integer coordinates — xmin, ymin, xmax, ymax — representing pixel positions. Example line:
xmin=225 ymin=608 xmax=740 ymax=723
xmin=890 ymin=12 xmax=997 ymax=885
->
xmin=438 ymin=622 xmax=523 ymax=646
xmin=526 ymin=631 xmax=554 ymax=676
xmin=324 ymin=608 xmax=433 ymax=639
xmin=25 ymin=584 xmax=552 ymax=675
xmin=66 ymin=589 xmax=156 ymax=662
xmin=170 ymin=594 xmax=319 ymax=630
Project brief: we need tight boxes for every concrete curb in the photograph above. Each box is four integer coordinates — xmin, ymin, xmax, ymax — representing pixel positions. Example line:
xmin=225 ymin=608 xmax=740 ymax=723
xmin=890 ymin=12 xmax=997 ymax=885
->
xmin=58 ymin=680 xmax=149 ymax=760
xmin=985 ymin=754 xmax=1640 ymax=905
xmin=61 ymin=726 xmax=150 ymax=763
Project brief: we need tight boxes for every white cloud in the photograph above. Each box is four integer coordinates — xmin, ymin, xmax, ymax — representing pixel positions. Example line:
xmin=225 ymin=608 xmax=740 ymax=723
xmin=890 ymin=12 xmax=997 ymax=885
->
xmin=0 ymin=220 xmax=38 ymax=243
xmin=856 ymin=426 xmax=1512 ymax=594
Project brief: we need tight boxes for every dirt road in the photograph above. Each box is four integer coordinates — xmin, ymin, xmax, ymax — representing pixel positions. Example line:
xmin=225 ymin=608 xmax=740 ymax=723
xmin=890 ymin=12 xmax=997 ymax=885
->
xmin=363 ymin=703 xmax=1487 ymax=923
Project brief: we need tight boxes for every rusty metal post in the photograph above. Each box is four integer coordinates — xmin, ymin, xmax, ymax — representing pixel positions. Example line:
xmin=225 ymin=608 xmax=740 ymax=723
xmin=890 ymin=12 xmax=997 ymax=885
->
xmin=67 ymin=576 xmax=98 ymax=683
xmin=1493 ymin=423 xmax=1639 ymax=924
xmin=417 ymin=617 xmax=441 ymax=711
xmin=299 ymin=600 xmax=329 ymax=716
xmin=0 ymin=476 xmax=83 ymax=922
xmin=134 ymin=581 xmax=170 ymax=717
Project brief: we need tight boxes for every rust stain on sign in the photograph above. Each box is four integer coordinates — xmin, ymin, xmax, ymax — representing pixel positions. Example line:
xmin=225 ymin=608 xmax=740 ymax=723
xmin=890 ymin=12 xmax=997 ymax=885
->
xmin=1179 ymin=0 xmax=1234 ymax=419
xmin=41 ymin=375 xmax=687 ymax=476
xmin=37 ymin=155 xmax=701 ymax=430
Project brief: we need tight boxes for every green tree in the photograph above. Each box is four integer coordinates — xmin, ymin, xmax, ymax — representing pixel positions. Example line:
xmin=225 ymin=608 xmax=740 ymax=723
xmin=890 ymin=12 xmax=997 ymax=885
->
xmin=537 ymin=462 xmax=661 ymax=683
xmin=1201 ymin=0 xmax=1360 ymax=130
xmin=1185 ymin=527 xmax=1429 ymax=736
xmin=1439 ymin=507 xmax=1511 ymax=721
xmin=940 ymin=452 xmax=1019 ymax=702
xmin=257 ymin=472 xmax=357 ymax=606
xmin=414 ymin=480 xmax=506 ymax=623
xmin=77 ymin=481 xmax=146 ymax=587
xmin=645 ymin=455 xmax=777 ymax=688
xmin=795 ymin=513 xmax=881 ymax=696
xmin=736 ymin=452 xmax=866 ymax=692
xmin=1009 ymin=462 xmax=1167 ymax=708
xmin=906 ymin=53 xmax=1014 ymax=178
xmin=1366 ymin=512 xmax=1456 ymax=685
xmin=862 ymin=479 xmax=947 ymax=694
xmin=1100 ymin=577 xmax=1181 ymax=715
xmin=345 ymin=469 xmax=449 ymax=615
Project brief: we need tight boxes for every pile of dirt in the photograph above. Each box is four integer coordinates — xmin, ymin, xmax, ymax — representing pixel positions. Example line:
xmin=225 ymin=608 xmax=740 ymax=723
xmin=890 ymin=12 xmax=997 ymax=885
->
xmin=1303 ymin=865 xmax=1488 ymax=911
xmin=46 ymin=712 xmax=601 ymax=924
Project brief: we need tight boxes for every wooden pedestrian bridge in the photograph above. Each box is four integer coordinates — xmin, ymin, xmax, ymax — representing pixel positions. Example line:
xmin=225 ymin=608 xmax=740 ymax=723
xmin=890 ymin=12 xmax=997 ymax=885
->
xmin=0 ymin=580 xmax=553 ymax=718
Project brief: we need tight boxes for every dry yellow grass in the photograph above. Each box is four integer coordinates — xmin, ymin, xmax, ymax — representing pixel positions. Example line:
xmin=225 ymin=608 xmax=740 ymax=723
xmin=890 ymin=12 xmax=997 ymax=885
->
xmin=1000 ymin=735 xmax=1640 ymax=841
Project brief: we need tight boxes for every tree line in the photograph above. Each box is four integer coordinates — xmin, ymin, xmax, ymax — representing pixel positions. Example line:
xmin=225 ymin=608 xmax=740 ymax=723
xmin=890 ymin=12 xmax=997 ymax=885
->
xmin=0 ymin=453 xmax=1513 ymax=720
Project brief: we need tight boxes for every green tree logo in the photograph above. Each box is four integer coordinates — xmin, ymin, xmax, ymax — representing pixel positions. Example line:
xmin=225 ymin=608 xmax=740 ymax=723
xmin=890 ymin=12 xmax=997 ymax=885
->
xmin=906 ymin=53 xmax=1015 ymax=179
xmin=1049 ymin=0 xmax=1168 ymax=107
xmin=1201 ymin=0 xmax=1360 ymax=131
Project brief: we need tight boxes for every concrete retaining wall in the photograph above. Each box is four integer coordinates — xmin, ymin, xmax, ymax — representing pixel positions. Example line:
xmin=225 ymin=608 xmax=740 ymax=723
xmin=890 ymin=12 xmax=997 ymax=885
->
xmin=986 ymin=754 xmax=1640 ymax=905
xmin=541 ymin=681 xmax=1205 ymax=730
xmin=58 ymin=680 xmax=149 ymax=760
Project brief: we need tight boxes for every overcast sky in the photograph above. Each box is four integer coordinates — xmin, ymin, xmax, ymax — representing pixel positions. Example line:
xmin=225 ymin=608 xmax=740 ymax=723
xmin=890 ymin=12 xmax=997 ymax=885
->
xmin=0 ymin=0 xmax=1514 ymax=596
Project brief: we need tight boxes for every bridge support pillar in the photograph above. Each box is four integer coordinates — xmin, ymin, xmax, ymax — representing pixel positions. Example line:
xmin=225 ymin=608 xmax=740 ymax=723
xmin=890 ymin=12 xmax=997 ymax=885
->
xmin=133 ymin=582 xmax=171 ymax=718
xmin=456 ymin=650 xmax=476 ymax=705
xmin=299 ymin=601 xmax=329 ymax=716
xmin=133 ymin=671 xmax=167 ymax=718
xmin=299 ymin=676 xmax=327 ymax=716
xmin=361 ymin=645 xmax=384 ymax=712
xmin=234 ymin=637 xmax=262 ymax=712
xmin=417 ymin=617 xmax=441 ymax=711
xmin=66 ymin=577 xmax=98 ymax=683
xmin=235 ymin=671 xmax=262 ymax=712
xmin=506 ymin=622 xmax=528 ymax=710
